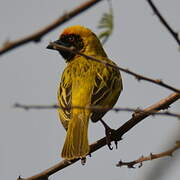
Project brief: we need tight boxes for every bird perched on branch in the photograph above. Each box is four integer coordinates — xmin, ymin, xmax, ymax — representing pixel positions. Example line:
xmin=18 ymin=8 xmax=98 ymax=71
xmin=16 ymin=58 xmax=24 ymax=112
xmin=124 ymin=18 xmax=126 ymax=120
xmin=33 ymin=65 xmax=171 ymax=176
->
xmin=47 ymin=25 xmax=123 ymax=161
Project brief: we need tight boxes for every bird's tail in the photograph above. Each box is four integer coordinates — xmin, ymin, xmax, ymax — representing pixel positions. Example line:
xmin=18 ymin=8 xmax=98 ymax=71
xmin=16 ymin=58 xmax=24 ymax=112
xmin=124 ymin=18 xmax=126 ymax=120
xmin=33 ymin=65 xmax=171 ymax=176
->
xmin=61 ymin=110 xmax=90 ymax=160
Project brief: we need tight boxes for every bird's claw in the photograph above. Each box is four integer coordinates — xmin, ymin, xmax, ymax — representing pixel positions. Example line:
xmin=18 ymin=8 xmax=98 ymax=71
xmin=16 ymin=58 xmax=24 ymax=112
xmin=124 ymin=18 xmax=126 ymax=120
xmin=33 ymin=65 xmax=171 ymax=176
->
xmin=105 ymin=127 xmax=118 ymax=150
xmin=100 ymin=119 xmax=118 ymax=150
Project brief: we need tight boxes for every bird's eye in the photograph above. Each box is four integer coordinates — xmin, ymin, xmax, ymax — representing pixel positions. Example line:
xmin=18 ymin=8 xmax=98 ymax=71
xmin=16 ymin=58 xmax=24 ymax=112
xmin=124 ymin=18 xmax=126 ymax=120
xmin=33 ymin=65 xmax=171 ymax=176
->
xmin=68 ymin=35 xmax=75 ymax=42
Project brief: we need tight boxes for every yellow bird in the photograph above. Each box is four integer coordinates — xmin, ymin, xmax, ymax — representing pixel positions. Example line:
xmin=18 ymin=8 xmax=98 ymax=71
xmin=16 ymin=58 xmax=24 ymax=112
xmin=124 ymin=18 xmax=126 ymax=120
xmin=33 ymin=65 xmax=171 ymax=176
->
xmin=47 ymin=25 xmax=123 ymax=161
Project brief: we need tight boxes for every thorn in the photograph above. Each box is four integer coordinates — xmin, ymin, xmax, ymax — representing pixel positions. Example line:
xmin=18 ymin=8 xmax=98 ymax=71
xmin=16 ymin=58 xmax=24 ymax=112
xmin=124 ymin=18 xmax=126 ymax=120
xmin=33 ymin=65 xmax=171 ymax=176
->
xmin=116 ymin=160 xmax=122 ymax=167
xmin=115 ymin=140 xmax=118 ymax=149
xmin=138 ymin=162 xmax=143 ymax=168
xmin=128 ymin=163 xmax=135 ymax=169
xmin=150 ymin=153 xmax=154 ymax=160
xmin=135 ymin=76 xmax=141 ymax=81
xmin=81 ymin=157 xmax=86 ymax=165
xmin=17 ymin=176 xmax=23 ymax=180
xmin=114 ymin=108 xmax=119 ymax=112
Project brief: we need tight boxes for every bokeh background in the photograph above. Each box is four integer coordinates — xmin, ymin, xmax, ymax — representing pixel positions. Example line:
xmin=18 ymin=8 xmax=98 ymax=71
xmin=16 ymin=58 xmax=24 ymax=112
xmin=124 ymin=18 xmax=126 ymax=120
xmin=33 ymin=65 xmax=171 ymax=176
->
xmin=0 ymin=0 xmax=179 ymax=180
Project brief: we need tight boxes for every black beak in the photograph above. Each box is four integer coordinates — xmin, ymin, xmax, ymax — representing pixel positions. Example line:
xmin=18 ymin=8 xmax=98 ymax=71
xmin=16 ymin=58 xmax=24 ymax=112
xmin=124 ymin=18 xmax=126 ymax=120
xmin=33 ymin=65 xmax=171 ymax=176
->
xmin=46 ymin=40 xmax=67 ymax=50
xmin=46 ymin=39 xmax=75 ymax=61
xmin=46 ymin=43 xmax=54 ymax=50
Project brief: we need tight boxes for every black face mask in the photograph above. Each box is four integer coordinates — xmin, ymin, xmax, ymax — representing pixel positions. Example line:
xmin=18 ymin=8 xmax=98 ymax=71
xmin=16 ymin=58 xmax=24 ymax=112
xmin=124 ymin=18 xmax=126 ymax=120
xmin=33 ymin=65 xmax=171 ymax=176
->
xmin=47 ymin=34 xmax=84 ymax=62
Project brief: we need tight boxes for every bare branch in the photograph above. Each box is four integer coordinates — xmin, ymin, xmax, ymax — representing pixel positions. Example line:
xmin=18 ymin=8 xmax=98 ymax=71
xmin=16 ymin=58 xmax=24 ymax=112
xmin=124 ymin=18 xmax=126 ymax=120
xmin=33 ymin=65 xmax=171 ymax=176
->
xmin=14 ymin=103 xmax=180 ymax=119
xmin=116 ymin=141 xmax=180 ymax=168
xmin=147 ymin=0 xmax=180 ymax=46
xmin=48 ymin=42 xmax=180 ymax=93
xmin=17 ymin=92 xmax=180 ymax=180
xmin=0 ymin=0 xmax=103 ymax=55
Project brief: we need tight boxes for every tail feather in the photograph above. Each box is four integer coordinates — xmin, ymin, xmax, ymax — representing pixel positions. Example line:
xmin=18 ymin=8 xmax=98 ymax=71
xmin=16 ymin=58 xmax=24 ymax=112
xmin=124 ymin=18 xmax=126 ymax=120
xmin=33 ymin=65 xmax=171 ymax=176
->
xmin=61 ymin=111 xmax=90 ymax=160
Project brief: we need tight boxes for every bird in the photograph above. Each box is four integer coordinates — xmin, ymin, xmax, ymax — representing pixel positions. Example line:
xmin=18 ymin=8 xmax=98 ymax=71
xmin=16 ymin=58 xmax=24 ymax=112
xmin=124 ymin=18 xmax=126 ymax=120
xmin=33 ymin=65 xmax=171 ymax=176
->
xmin=47 ymin=25 xmax=123 ymax=161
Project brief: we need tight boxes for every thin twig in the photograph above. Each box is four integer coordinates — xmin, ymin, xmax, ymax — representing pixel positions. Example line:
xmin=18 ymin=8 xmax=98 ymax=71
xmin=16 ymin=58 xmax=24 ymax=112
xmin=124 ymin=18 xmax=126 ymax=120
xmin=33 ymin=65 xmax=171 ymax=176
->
xmin=0 ymin=0 xmax=103 ymax=55
xmin=147 ymin=0 xmax=180 ymax=46
xmin=17 ymin=92 xmax=180 ymax=180
xmin=116 ymin=141 xmax=180 ymax=168
xmin=48 ymin=42 xmax=180 ymax=93
xmin=14 ymin=103 xmax=180 ymax=119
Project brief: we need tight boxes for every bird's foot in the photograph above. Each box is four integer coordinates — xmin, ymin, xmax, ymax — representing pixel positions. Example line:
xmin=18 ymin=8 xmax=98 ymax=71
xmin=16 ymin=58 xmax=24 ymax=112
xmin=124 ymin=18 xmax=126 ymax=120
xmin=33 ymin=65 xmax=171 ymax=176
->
xmin=100 ymin=119 xmax=118 ymax=150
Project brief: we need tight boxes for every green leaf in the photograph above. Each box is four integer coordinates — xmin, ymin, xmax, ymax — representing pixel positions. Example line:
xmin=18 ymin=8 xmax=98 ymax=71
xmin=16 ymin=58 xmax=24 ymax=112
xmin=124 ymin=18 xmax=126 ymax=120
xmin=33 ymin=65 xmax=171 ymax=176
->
xmin=97 ymin=0 xmax=114 ymax=44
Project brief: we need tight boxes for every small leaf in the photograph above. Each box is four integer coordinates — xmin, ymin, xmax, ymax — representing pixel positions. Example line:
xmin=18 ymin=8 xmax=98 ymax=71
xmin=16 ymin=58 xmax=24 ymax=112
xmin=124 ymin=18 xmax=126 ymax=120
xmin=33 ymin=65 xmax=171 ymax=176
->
xmin=97 ymin=0 xmax=114 ymax=44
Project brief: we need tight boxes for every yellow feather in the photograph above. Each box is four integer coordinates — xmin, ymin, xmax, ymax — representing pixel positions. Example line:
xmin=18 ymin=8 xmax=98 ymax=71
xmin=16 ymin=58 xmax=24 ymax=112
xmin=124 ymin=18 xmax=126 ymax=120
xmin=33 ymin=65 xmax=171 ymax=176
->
xmin=52 ymin=25 xmax=123 ymax=160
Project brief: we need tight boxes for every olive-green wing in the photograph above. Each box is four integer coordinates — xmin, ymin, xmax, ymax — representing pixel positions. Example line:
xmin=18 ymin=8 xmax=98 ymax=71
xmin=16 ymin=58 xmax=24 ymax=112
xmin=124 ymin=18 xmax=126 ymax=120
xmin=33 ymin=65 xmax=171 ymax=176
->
xmin=91 ymin=66 xmax=122 ymax=122
xmin=58 ymin=71 xmax=72 ymax=130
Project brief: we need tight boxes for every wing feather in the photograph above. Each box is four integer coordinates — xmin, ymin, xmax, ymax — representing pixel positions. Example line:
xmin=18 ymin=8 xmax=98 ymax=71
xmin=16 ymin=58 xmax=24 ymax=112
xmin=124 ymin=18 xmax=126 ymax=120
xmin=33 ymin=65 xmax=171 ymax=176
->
xmin=58 ymin=71 xmax=72 ymax=130
xmin=91 ymin=66 xmax=122 ymax=122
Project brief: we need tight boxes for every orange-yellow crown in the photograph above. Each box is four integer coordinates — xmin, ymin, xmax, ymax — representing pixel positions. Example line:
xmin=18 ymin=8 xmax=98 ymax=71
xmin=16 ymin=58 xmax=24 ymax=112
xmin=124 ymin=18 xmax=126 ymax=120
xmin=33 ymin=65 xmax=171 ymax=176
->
xmin=60 ymin=25 xmax=93 ymax=38
xmin=59 ymin=25 xmax=107 ymax=57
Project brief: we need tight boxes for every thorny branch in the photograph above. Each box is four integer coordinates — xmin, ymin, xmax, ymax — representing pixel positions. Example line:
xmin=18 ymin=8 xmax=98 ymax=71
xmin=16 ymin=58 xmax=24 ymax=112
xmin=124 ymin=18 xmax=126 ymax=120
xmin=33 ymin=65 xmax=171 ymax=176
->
xmin=14 ymin=103 xmax=180 ymax=119
xmin=147 ymin=0 xmax=180 ymax=46
xmin=116 ymin=141 xmax=180 ymax=168
xmin=48 ymin=42 xmax=180 ymax=93
xmin=0 ymin=1 xmax=178 ymax=179
xmin=17 ymin=92 xmax=180 ymax=180
xmin=1 ymin=0 xmax=179 ymax=55
xmin=0 ymin=0 xmax=103 ymax=55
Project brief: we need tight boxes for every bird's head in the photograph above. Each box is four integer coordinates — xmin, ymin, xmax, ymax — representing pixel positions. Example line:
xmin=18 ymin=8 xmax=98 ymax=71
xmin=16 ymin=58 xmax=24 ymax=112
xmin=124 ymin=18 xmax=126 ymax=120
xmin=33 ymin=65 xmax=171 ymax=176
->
xmin=47 ymin=25 xmax=107 ymax=62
